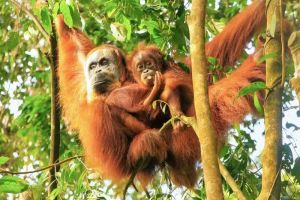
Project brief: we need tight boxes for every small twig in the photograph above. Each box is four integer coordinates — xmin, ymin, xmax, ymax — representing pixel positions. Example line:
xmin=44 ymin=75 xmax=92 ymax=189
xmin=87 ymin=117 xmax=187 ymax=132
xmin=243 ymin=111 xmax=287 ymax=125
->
xmin=266 ymin=161 xmax=282 ymax=200
xmin=123 ymin=159 xmax=144 ymax=200
xmin=283 ymin=106 xmax=299 ymax=111
xmin=265 ymin=77 xmax=282 ymax=100
xmin=131 ymin=182 xmax=138 ymax=192
xmin=10 ymin=0 xmax=49 ymax=41
xmin=218 ymin=159 xmax=246 ymax=200
xmin=159 ymin=117 xmax=178 ymax=133
xmin=253 ymin=166 xmax=263 ymax=175
xmin=0 ymin=155 xmax=84 ymax=175
xmin=207 ymin=17 xmax=220 ymax=35
xmin=159 ymin=115 xmax=196 ymax=133
xmin=153 ymin=100 xmax=196 ymax=128
xmin=279 ymin=0 xmax=286 ymax=87
xmin=144 ymin=189 xmax=150 ymax=199
xmin=180 ymin=115 xmax=197 ymax=129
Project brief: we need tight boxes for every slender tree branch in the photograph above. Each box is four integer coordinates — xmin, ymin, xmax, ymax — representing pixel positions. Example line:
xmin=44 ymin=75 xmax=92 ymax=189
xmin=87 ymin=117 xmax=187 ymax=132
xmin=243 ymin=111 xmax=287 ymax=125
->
xmin=0 ymin=156 xmax=84 ymax=175
xmin=10 ymin=0 xmax=49 ymax=41
xmin=267 ymin=162 xmax=282 ymax=200
xmin=218 ymin=159 xmax=246 ymax=200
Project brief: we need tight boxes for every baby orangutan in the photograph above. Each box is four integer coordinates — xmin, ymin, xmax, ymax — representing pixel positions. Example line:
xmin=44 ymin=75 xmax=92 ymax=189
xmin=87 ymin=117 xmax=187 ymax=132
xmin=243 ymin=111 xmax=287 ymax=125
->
xmin=127 ymin=43 xmax=201 ymax=188
xmin=128 ymin=44 xmax=192 ymax=117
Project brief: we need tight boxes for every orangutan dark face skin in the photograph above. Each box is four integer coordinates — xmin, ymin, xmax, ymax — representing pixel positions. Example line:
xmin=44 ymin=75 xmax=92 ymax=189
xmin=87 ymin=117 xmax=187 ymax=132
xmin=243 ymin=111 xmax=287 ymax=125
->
xmin=132 ymin=50 xmax=163 ymax=86
xmin=85 ymin=47 xmax=121 ymax=93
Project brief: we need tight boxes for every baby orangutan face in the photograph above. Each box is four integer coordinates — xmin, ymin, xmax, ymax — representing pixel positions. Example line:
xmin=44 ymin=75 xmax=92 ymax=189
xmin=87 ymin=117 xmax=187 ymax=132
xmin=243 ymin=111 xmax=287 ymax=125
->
xmin=131 ymin=50 xmax=163 ymax=86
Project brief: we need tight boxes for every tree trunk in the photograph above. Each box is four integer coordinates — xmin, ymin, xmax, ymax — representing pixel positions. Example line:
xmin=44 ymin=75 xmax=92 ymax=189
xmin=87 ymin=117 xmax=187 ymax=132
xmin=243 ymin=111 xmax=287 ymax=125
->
xmin=257 ymin=0 xmax=283 ymax=199
xmin=188 ymin=0 xmax=224 ymax=199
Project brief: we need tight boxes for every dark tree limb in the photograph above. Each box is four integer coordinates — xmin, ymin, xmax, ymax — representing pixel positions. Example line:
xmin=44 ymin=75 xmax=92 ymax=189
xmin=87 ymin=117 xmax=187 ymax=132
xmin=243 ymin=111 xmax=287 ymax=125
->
xmin=48 ymin=22 xmax=61 ymax=198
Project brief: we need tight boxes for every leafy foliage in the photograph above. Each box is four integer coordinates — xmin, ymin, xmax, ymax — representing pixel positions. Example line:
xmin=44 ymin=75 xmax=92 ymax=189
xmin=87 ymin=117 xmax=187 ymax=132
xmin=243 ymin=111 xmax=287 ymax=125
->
xmin=237 ymin=82 xmax=266 ymax=98
xmin=0 ymin=0 xmax=299 ymax=199
xmin=0 ymin=176 xmax=29 ymax=193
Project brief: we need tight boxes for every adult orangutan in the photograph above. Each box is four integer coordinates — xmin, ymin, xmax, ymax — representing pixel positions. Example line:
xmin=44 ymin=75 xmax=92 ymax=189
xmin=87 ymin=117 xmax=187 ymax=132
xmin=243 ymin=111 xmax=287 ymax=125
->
xmin=56 ymin=15 xmax=169 ymax=186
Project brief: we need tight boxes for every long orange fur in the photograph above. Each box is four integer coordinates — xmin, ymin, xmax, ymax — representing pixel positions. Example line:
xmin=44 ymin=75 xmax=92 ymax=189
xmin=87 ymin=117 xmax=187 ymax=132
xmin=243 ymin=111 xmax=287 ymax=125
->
xmin=56 ymin=0 xmax=266 ymax=188
xmin=56 ymin=15 xmax=170 ymax=186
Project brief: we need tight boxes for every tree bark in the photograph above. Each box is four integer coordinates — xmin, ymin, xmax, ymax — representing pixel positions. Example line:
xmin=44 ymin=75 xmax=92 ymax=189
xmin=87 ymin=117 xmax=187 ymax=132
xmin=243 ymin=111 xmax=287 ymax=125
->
xmin=48 ymin=23 xmax=61 ymax=199
xmin=188 ymin=0 xmax=224 ymax=199
xmin=257 ymin=0 xmax=283 ymax=199
xmin=288 ymin=31 xmax=300 ymax=103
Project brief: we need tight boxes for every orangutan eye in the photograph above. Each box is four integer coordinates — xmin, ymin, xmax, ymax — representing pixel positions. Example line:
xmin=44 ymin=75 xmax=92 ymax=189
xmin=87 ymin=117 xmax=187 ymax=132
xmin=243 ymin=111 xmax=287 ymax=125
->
xmin=99 ymin=58 xmax=109 ymax=66
xmin=137 ymin=64 xmax=143 ymax=71
xmin=89 ymin=63 xmax=97 ymax=70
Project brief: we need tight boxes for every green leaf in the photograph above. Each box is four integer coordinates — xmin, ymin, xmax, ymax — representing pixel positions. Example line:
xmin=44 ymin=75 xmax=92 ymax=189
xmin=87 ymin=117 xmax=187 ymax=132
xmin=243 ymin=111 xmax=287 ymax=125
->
xmin=270 ymin=11 xmax=277 ymax=38
xmin=177 ymin=62 xmax=190 ymax=73
xmin=207 ymin=57 xmax=218 ymax=65
xmin=30 ymin=0 xmax=37 ymax=6
xmin=0 ymin=176 xmax=29 ymax=194
xmin=160 ymin=102 xmax=167 ymax=114
xmin=253 ymin=92 xmax=264 ymax=116
xmin=292 ymin=157 xmax=300 ymax=182
xmin=219 ymin=145 xmax=230 ymax=158
xmin=0 ymin=156 xmax=9 ymax=165
xmin=41 ymin=7 xmax=52 ymax=34
xmin=141 ymin=20 xmax=160 ymax=37
xmin=233 ymin=122 xmax=241 ymax=133
xmin=60 ymin=1 xmax=73 ymax=27
xmin=2 ymin=32 xmax=20 ymax=52
xmin=173 ymin=13 xmax=189 ymax=51
xmin=70 ymin=4 xmax=82 ymax=27
xmin=212 ymin=75 xmax=219 ymax=83
xmin=52 ymin=2 xmax=60 ymax=17
xmin=48 ymin=187 xmax=62 ymax=199
xmin=238 ymin=81 xmax=266 ymax=98
xmin=258 ymin=52 xmax=277 ymax=64
xmin=79 ymin=0 xmax=89 ymax=4
xmin=121 ymin=17 xmax=132 ymax=41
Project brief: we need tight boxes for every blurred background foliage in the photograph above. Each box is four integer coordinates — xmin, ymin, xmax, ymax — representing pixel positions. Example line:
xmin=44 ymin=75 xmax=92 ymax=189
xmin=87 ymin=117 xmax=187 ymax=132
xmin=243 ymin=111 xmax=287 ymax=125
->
xmin=0 ymin=0 xmax=299 ymax=199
